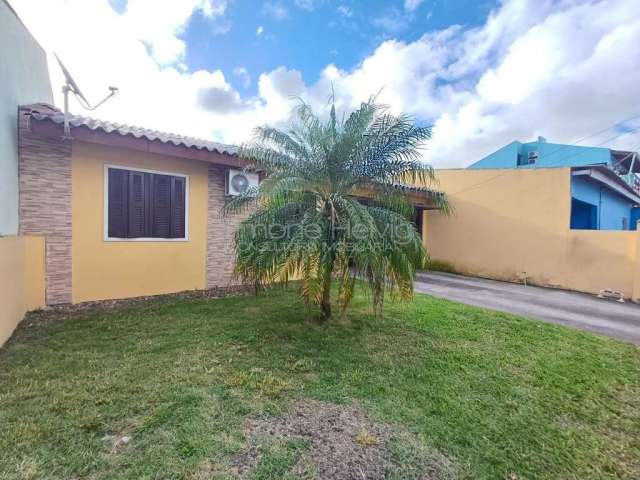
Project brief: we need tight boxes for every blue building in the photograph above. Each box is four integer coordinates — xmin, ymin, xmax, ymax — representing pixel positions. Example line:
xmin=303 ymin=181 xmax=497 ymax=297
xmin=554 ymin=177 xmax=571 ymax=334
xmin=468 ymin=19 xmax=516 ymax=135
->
xmin=468 ymin=137 xmax=640 ymax=231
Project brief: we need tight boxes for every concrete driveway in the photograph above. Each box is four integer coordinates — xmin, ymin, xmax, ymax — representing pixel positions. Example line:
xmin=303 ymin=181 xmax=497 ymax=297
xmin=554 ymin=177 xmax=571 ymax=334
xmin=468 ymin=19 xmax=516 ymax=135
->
xmin=415 ymin=271 xmax=640 ymax=345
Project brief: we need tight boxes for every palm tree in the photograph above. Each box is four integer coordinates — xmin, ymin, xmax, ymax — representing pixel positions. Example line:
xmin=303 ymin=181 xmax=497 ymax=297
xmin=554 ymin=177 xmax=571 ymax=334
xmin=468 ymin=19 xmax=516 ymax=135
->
xmin=224 ymin=96 xmax=447 ymax=322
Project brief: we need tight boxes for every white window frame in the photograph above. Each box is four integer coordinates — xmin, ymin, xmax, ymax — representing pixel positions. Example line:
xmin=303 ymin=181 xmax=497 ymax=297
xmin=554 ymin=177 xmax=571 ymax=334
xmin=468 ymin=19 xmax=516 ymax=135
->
xmin=103 ymin=164 xmax=190 ymax=242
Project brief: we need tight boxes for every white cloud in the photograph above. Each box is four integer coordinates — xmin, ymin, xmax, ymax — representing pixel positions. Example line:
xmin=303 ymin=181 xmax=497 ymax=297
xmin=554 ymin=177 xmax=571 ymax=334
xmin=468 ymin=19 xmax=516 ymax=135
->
xmin=256 ymin=25 xmax=264 ymax=36
xmin=422 ymin=0 xmax=640 ymax=165
xmin=294 ymin=0 xmax=317 ymax=11
xmin=337 ymin=5 xmax=352 ymax=18
xmin=233 ymin=66 xmax=251 ymax=88
xmin=262 ymin=2 xmax=288 ymax=20
xmin=7 ymin=0 xmax=640 ymax=166
xmin=259 ymin=67 xmax=305 ymax=101
xmin=372 ymin=8 xmax=410 ymax=35
xmin=404 ymin=0 xmax=424 ymax=12
xmin=121 ymin=0 xmax=230 ymax=64
xmin=197 ymin=83 xmax=250 ymax=114
xmin=8 ymin=0 xmax=277 ymax=144
xmin=309 ymin=0 xmax=640 ymax=166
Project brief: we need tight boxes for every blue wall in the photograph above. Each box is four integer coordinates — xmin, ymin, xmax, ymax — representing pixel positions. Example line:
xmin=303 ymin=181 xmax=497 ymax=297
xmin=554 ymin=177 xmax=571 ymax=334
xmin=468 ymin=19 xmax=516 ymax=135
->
xmin=571 ymin=176 xmax=634 ymax=230
xmin=570 ymin=198 xmax=597 ymax=229
xmin=536 ymin=142 xmax=610 ymax=168
xmin=467 ymin=141 xmax=522 ymax=169
xmin=469 ymin=137 xmax=612 ymax=170
xmin=632 ymin=208 xmax=640 ymax=231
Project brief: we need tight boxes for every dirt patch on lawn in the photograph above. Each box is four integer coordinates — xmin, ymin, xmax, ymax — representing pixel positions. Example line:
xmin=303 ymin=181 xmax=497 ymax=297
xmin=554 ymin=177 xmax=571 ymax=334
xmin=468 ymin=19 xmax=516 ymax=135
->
xmin=22 ymin=286 xmax=255 ymax=325
xmin=232 ymin=399 xmax=457 ymax=479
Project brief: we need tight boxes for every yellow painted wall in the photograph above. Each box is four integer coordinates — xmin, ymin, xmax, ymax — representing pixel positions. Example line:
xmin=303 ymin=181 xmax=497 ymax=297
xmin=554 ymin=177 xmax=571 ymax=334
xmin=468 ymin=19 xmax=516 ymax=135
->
xmin=72 ymin=141 xmax=208 ymax=303
xmin=564 ymin=230 xmax=636 ymax=298
xmin=0 ymin=235 xmax=45 ymax=346
xmin=424 ymin=168 xmax=640 ymax=298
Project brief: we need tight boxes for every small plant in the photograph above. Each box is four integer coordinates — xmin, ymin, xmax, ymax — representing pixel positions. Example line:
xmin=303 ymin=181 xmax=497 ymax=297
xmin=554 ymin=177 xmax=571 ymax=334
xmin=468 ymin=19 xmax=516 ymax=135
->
xmin=341 ymin=368 xmax=367 ymax=383
xmin=291 ymin=358 xmax=316 ymax=372
xmin=355 ymin=429 xmax=378 ymax=447
xmin=16 ymin=459 xmax=40 ymax=480
xmin=258 ymin=375 xmax=291 ymax=398
xmin=177 ymin=439 xmax=196 ymax=458
xmin=225 ymin=371 xmax=249 ymax=387
xmin=79 ymin=414 xmax=103 ymax=433
xmin=252 ymin=440 xmax=310 ymax=479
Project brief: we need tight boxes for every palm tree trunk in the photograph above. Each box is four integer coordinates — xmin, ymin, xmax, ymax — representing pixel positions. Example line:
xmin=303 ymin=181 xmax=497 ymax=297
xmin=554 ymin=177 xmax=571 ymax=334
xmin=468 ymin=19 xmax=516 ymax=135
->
xmin=319 ymin=272 xmax=332 ymax=322
xmin=319 ymin=252 xmax=335 ymax=323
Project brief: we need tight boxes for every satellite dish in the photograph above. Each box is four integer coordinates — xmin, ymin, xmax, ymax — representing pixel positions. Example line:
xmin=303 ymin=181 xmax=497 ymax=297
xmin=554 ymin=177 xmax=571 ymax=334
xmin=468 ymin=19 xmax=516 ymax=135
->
xmin=54 ymin=53 xmax=90 ymax=107
xmin=53 ymin=52 xmax=119 ymax=139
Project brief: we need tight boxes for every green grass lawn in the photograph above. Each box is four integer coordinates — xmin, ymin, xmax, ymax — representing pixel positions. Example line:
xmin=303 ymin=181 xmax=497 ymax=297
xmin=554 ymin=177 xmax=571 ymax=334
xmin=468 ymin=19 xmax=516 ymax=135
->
xmin=1 ymin=286 xmax=639 ymax=479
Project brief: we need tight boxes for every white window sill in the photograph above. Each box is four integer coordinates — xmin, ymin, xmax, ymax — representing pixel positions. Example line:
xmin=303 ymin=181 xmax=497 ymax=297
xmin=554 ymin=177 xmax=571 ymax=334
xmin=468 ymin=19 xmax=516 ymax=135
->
xmin=104 ymin=237 xmax=189 ymax=242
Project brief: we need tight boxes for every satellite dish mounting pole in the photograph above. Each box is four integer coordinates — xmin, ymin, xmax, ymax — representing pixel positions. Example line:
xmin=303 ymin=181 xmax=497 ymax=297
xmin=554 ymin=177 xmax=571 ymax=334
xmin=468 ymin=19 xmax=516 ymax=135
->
xmin=62 ymin=84 xmax=72 ymax=140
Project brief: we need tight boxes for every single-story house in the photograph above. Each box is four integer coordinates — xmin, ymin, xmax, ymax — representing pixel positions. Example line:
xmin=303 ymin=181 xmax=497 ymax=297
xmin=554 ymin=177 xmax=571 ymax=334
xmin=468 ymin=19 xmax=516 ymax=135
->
xmin=15 ymin=103 xmax=442 ymax=309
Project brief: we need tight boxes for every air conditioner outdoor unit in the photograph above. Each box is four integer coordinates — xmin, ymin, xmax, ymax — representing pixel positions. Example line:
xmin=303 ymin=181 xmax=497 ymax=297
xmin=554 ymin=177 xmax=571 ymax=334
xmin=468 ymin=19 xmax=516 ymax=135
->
xmin=226 ymin=169 xmax=259 ymax=196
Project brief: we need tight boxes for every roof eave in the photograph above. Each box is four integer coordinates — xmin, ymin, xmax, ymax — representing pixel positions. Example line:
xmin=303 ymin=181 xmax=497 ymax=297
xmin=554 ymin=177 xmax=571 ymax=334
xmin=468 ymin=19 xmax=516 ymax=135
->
xmin=572 ymin=166 xmax=640 ymax=204
xmin=352 ymin=184 xmax=445 ymax=209
xmin=26 ymin=114 xmax=249 ymax=169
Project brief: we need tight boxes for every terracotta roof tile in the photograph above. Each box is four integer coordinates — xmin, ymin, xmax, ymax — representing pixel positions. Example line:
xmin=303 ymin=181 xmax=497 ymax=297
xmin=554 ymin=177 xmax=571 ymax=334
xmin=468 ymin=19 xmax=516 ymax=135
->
xmin=22 ymin=104 xmax=238 ymax=156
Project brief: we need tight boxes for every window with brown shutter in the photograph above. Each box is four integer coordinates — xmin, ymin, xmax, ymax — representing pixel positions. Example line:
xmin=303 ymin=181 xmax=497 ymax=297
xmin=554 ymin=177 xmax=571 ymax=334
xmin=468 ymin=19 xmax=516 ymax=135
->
xmin=106 ymin=167 xmax=188 ymax=240
xmin=171 ymin=176 xmax=186 ymax=238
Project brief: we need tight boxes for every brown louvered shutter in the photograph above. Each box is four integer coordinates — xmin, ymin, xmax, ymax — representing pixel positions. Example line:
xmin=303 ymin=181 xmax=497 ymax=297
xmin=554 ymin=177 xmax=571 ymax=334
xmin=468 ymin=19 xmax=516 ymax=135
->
xmin=108 ymin=168 xmax=186 ymax=240
xmin=128 ymin=171 xmax=147 ymax=238
xmin=170 ymin=176 xmax=186 ymax=238
xmin=151 ymin=174 xmax=172 ymax=238
xmin=108 ymin=168 xmax=128 ymax=238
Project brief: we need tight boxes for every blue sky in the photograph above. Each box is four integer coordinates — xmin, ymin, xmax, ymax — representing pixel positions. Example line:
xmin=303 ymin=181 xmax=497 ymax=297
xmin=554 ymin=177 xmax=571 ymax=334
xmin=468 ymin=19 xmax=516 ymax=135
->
xmin=183 ymin=0 xmax=495 ymax=95
xmin=108 ymin=0 xmax=496 ymax=97
xmin=13 ymin=0 xmax=640 ymax=167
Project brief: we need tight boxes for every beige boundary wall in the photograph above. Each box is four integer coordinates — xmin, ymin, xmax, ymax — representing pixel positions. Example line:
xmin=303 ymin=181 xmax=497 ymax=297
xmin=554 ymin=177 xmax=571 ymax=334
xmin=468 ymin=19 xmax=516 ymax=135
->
xmin=424 ymin=168 xmax=640 ymax=301
xmin=0 ymin=235 xmax=45 ymax=346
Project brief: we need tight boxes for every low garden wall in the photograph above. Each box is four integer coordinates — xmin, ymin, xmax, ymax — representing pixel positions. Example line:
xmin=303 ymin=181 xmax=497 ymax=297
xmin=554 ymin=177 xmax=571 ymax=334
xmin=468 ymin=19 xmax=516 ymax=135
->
xmin=424 ymin=168 xmax=640 ymax=301
xmin=563 ymin=230 xmax=639 ymax=300
xmin=0 ymin=235 xmax=45 ymax=346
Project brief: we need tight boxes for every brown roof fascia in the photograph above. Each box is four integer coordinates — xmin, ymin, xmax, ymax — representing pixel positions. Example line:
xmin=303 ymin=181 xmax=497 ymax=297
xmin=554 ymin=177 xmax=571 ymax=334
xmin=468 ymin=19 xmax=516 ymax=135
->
xmin=29 ymin=117 xmax=249 ymax=169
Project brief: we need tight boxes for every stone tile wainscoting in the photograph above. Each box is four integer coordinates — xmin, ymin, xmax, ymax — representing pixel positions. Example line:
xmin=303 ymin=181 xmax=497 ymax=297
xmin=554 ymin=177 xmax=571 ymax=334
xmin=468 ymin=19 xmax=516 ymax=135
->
xmin=18 ymin=106 xmax=72 ymax=305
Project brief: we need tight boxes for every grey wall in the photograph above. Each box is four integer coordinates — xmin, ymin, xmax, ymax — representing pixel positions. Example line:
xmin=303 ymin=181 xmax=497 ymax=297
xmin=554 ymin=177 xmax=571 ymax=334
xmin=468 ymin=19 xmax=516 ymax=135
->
xmin=0 ymin=0 xmax=53 ymax=235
